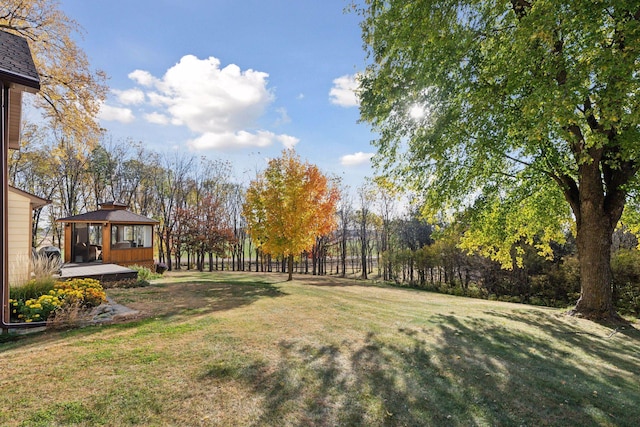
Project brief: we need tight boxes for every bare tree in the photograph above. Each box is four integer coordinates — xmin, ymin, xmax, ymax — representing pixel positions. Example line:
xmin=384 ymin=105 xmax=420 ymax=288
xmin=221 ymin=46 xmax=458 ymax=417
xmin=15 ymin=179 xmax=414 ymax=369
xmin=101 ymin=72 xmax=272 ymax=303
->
xmin=151 ymin=152 xmax=194 ymax=270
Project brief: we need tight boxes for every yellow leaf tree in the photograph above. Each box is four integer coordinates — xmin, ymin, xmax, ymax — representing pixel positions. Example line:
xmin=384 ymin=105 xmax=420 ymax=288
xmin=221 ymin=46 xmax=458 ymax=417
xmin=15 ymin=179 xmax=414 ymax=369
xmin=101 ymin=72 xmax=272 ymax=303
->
xmin=243 ymin=150 xmax=340 ymax=281
xmin=1 ymin=0 xmax=108 ymax=146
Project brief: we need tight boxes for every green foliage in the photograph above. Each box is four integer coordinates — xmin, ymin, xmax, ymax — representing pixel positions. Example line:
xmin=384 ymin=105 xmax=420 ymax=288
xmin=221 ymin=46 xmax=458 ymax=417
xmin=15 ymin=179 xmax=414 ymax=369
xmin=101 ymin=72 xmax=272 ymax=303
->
xmin=611 ymin=249 xmax=640 ymax=316
xmin=129 ymin=264 xmax=162 ymax=282
xmin=384 ymin=236 xmax=640 ymax=316
xmin=102 ymin=278 xmax=149 ymax=289
xmin=358 ymin=0 xmax=640 ymax=302
xmin=459 ymin=183 xmax=569 ymax=268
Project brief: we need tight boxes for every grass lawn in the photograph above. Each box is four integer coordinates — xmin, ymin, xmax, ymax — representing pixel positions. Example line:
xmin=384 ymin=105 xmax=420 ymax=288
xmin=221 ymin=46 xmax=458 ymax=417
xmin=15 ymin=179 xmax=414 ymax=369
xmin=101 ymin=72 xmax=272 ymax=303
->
xmin=1 ymin=271 xmax=639 ymax=426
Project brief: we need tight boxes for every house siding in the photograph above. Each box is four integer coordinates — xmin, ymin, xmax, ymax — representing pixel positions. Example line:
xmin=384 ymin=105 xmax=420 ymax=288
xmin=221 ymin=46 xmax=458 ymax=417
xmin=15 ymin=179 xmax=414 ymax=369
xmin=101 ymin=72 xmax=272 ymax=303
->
xmin=8 ymin=189 xmax=32 ymax=285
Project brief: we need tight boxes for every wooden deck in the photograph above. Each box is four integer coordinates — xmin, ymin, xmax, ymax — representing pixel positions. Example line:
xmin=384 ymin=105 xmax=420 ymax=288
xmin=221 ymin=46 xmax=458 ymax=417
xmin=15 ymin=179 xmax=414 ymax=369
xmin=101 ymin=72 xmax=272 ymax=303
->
xmin=60 ymin=262 xmax=138 ymax=282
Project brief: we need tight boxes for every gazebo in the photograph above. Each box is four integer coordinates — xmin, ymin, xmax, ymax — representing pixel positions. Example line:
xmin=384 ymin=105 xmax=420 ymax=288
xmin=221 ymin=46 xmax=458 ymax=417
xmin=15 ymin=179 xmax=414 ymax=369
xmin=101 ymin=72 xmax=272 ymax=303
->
xmin=56 ymin=202 xmax=159 ymax=270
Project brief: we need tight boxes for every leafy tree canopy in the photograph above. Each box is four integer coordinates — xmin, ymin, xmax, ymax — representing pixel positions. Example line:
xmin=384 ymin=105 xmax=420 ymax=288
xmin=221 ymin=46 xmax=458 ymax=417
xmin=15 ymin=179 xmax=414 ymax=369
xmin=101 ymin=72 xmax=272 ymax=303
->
xmin=359 ymin=0 xmax=639 ymax=255
xmin=243 ymin=150 xmax=340 ymax=280
xmin=357 ymin=0 xmax=640 ymax=319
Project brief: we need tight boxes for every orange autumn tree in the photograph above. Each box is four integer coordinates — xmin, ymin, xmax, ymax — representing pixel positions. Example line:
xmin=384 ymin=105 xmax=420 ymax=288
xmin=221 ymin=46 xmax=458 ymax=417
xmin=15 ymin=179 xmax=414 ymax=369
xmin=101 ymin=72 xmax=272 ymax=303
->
xmin=243 ymin=150 xmax=340 ymax=281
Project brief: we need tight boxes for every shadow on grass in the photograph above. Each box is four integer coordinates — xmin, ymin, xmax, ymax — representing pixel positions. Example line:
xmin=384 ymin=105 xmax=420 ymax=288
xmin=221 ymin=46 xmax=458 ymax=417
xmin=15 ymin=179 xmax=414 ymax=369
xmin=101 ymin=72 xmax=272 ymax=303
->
xmin=202 ymin=311 xmax=640 ymax=426
xmin=128 ymin=280 xmax=286 ymax=318
xmin=0 ymin=277 xmax=286 ymax=353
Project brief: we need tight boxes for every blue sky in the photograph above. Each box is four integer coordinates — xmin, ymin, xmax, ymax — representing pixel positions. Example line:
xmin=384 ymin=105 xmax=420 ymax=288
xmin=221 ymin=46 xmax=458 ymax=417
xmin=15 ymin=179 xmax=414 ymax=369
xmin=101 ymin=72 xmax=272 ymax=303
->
xmin=59 ymin=0 xmax=375 ymax=189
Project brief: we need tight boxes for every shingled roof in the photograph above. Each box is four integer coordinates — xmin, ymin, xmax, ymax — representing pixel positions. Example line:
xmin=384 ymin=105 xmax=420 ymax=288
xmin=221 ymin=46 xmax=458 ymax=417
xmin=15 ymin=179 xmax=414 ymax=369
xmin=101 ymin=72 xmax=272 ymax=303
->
xmin=1 ymin=30 xmax=41 ymax=149
xmin=57 ymin=206 xmax=159 ymax=224
xmin=0 ymin=30 xmax=40 ymax=90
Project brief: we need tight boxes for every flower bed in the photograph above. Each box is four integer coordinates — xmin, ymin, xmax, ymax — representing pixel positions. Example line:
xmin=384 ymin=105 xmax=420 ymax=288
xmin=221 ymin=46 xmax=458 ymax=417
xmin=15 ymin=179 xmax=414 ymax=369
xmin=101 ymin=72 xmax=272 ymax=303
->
xmin=10 ymin=278 xmax=107 ymax=323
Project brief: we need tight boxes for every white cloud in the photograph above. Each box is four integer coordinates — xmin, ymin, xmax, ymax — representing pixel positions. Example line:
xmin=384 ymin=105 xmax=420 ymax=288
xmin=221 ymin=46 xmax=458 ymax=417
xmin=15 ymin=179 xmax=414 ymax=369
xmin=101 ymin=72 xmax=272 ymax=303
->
xmin=119 ymin=55 xmax=294 ymax=150
xmin=113 ymin=88 xmax=145 ymax=105
xmin=147 ymin=91 xmax=173 ymax=108
xmin=150 ymin=55 xmax=273 ymax=134
xmin=188 ymin=130 xmax=278 ymax=150
xmin=145 ymin=112 xmax=170 ymax=125
xmin=329 ymin=74 xmax=360 ymax=107
xmin=128 ymin=69 xmax=157 ymax=86
xmin=277 ymin=134 xmax=299 ymax=149
xmin=340 ymin=151 xmax=374 ymax=166
xmin=98 ymin=104 xmax=135 ymax=123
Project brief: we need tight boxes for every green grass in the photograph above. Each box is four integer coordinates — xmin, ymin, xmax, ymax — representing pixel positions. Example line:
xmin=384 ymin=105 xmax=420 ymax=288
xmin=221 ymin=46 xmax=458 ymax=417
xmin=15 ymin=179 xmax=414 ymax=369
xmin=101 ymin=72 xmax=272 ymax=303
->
xmin=1 ymin=271 xmax=639 ymax=426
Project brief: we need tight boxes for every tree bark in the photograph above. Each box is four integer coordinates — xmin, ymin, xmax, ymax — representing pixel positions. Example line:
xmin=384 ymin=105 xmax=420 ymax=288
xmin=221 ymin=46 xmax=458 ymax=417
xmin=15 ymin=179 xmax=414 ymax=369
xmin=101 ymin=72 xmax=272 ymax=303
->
xmin=568 ymin=157 xmax=624 ymax=321
xmin=287 ymin=254 xmax=294 ymax=281
xmin=572 ymin=212 xmax=615 ymax=319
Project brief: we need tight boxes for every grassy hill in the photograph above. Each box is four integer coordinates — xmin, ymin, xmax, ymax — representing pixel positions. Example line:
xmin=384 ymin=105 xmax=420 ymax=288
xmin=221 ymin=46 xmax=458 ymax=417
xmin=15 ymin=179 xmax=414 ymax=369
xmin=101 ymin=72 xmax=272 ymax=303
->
xmin=1 ymin=271 xmax=639 ymax=426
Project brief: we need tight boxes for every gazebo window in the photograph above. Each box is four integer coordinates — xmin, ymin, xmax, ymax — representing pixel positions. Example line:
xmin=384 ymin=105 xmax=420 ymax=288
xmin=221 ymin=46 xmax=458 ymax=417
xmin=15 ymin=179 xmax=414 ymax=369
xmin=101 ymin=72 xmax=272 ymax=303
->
xmin=72 ymin=223 xmax=103 ymax=262
xmin=111 ymin=224 xmax=153 ymax=248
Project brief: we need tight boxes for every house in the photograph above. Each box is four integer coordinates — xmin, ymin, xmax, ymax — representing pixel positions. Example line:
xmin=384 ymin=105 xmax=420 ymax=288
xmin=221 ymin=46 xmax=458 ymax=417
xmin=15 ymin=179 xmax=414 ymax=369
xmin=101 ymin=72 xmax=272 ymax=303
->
xmin=56 ymin=202 xmax=159 ymax=270
xmin=7 ymin=186 xmax=50 ymax=285
xmin=1 ymin=30 xmax=41 ymax=330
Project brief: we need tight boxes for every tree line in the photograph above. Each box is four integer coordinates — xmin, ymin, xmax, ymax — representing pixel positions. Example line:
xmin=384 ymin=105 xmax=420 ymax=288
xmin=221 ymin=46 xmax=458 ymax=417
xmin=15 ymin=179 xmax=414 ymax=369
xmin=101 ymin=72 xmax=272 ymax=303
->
xmin=5 ymin=0 xmax=640 ymax=321
xmin=9 ymin=130 xmax=640 ymax=315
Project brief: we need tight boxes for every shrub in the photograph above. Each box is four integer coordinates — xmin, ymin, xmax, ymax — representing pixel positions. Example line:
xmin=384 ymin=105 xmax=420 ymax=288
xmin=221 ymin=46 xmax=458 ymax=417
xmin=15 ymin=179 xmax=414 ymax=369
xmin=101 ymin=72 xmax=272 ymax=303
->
xmin=612 ymin=249 xmax=640 ymax=317
xmin=10 ymin=275 xmax=108 ymax=324
xmin=54 ymin=278 xmax=106 ymax=308
xmin=129 ymin=264 xmax=162 ymax=281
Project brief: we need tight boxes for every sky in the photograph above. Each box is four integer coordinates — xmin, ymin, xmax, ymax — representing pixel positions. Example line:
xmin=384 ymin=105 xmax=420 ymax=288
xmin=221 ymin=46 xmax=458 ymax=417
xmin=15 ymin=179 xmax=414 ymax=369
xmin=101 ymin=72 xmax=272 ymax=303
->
xmin=58 ymin=0 xmax=376 ymax=190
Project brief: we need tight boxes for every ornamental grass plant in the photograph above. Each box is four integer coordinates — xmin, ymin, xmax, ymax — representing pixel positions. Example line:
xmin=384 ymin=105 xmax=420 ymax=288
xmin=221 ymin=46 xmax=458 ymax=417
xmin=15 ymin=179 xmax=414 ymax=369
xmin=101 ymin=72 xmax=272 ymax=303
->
xmin=9 ymin=277 xmax=56 ymax=302
xmin=30 ymin=254 xmax=62 ymax=281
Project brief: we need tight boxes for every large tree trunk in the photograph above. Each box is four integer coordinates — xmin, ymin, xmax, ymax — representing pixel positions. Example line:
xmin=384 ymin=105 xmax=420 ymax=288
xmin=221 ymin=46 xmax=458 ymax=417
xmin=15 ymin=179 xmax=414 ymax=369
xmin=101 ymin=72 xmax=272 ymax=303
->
xmin=572 ymin=212 xmax=616 ymax=319
xmin=567 ymin=156 xmax=625 ymax=321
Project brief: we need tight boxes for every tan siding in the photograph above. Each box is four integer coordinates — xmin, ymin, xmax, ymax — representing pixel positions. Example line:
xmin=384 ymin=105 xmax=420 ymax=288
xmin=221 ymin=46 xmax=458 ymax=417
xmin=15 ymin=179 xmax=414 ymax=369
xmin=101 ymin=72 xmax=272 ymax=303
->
xmin=8 ymin=190 xmax=32 ymax=285
xmin=8 ymin=90 xmax=23 ymax=150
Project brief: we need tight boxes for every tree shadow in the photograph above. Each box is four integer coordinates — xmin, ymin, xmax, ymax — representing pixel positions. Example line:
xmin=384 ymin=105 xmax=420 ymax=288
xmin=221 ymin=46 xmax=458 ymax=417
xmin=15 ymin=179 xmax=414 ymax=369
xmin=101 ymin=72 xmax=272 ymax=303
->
xmin=200 ymin=311 xmax=640 ymax=426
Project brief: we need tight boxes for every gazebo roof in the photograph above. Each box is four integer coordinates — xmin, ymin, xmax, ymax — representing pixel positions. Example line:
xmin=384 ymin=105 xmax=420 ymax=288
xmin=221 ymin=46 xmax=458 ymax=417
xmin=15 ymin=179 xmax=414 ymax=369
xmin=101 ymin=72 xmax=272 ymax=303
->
xmin=56 ymin=204 xmax=159 ymax=225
